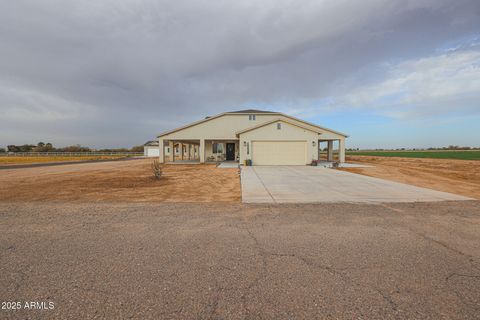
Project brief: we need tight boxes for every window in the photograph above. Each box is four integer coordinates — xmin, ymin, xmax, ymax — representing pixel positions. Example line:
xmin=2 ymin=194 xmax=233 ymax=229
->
xmin=277 ymin=123 xmax=281 ymax=130
xmin=212 ymin=142 xmax=224 ymax=154
xmin=249 ymin=114 xmax=256 ymax=120
xmin=167 ymin=147 xmax=170 ymax=153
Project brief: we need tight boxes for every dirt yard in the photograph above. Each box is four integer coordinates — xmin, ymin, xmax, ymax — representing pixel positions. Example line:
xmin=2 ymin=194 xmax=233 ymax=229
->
xmin=0 ymin=159 xmax=241 ymax=202
xmin=343 ymin=155 xmax=480 ymax=199
xmin=0 ymin=155 xmax=128 ymax=165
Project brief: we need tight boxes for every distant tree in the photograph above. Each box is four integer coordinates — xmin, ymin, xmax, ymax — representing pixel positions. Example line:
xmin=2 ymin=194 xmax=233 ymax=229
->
xmin=33 ymin=141 xmax=55 ymax=152
xmin=7 ymin=144 xmax=35 ymax=152
xmin=60 ymin=145 xmax=91 ymax=152
xmin=7 ymin=145 xmax=18 ymax=152
xmin=97 ymin=147 xmax=130 ymax=152
xmin=45 ymin=143 xmax=54 ymax=151
xmin=0 ymin=148 xmax=5 ymax=153
xmin=130 ymin=145 xmax=144 ymax=152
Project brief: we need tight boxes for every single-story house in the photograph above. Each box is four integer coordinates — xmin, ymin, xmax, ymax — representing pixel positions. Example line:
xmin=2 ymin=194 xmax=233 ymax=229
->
xmin=144 ymin=140 xmax=160 ymax=157
xmin=157 ymin=109 xmax=348 ymax=165
xmin=144 ymin=140 xmax=199 ymax=159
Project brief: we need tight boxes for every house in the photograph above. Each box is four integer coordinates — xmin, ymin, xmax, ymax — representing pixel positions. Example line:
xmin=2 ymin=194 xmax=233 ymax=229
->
xmin=144 ymin=140 xmax=161 ymax=157
xmin=157 ymin=109 xmax=348 ymax=165
xmin=144 ymin=140 xmax=199 ymax=159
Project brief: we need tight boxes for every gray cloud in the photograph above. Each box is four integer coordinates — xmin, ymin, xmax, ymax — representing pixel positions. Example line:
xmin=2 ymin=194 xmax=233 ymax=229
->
xmin=1 ymin=0 xmax=479 ymax=147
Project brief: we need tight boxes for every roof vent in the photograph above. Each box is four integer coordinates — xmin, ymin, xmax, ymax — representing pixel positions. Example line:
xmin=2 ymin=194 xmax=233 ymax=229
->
xmin=205 ymin=116 xmax=211 ymax=119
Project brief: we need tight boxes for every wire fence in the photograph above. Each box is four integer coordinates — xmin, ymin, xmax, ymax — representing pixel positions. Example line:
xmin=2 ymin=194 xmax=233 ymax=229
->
xmin=0 ymin=152 xmax=144 ymax=157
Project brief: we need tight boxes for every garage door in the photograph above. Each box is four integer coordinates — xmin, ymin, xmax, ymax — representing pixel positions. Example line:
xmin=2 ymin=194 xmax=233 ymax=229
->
xmin=252 ymin=141 xmax=306 ymax=165
xmin=146 ymin=147 xmax=160 ymax=157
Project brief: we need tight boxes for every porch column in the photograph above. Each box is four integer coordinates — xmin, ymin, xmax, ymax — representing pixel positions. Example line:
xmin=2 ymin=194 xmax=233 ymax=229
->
xmin=318 ymin=141 xmax=321 ymax=161
xmin=199 ymin=139 xmax=205 ymax=163
xmin=338 ymin=139 xmax=346 ymax=163
xmin=327 ymin=140 xmax=334 ymax=162
xmin=187 ymin=144 xmax=191 ymax=160
xmin=169 ymin=140 xmax=174 ymax=162
xmin=159 ymin=138 xmax=164 ymax=163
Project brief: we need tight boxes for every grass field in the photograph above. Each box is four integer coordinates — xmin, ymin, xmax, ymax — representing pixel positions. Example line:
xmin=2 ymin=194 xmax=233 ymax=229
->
xmin=346 ymin=150 xmax=480 ymax=160
xmin=0 ymin=155 xmax=129 ymax=165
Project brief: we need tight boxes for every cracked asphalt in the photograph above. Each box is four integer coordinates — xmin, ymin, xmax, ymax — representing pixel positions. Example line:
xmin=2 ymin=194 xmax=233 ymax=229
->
xmin=1 ymin=201 xmax=479 ymax=319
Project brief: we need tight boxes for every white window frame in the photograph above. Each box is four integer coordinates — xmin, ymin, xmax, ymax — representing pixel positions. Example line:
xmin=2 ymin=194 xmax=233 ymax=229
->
xmin=212 ymin=142 xmax=224 ymax=154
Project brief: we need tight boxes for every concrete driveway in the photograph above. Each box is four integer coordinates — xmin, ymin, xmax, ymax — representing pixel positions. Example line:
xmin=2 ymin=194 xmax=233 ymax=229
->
xmin=241 ymin=166 xmax=472 ymax=203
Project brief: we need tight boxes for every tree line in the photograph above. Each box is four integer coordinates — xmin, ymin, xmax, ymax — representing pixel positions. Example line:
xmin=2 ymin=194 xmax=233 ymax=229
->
xmin=1 ymin=142 xmax=144 ymax=153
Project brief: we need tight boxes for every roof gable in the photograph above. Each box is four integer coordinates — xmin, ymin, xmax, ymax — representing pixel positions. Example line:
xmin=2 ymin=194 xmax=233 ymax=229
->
xmin=236 ymin=118 xmax=322 ymax=136
xmin=158 ymin=110 xmax=348 ymax=138
xmin=226 ymin=109 xmax=277 ymax=114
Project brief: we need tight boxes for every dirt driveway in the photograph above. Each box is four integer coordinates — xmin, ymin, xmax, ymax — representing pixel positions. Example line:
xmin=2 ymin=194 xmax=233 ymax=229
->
xmin=0 ymin=159 xmax=240 ymax=202
xmin=1 ymin=201 xmax=479 ymax=319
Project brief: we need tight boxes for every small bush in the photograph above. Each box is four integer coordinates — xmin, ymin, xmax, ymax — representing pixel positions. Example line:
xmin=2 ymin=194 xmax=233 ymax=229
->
xmin=151 ymin=159 xmax=162 ymax=179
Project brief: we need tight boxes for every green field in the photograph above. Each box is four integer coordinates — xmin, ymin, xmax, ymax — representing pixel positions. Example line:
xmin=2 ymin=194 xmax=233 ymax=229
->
xmin=346 ymin=150 xmax=480 ymax=160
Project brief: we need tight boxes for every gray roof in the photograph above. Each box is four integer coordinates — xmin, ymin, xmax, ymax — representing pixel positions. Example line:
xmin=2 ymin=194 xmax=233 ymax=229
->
xmin=144 ymin=140 xmax=159 ymax=146
xmin=226 ymin=109 xmax=277 ymax=114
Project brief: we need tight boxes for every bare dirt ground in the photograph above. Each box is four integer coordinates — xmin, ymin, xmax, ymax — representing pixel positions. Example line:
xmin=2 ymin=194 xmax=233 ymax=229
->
xmin=0 ymin=159 xmax=240 ymax=202
xmin=0 ymin=155 xmax=128 ymax=165
xmin=1 ymin=201 xmax=479 ymax=319
xmin=343 ymin=156 xmax=480 ymax=199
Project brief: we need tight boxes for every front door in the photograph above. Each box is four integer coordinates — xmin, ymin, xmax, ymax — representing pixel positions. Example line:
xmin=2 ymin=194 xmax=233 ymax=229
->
xmin=226 ymin=143 xmax=235 ymax=161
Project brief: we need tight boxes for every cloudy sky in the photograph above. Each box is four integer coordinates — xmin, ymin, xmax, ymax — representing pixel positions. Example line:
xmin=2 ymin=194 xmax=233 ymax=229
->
xmin=1 ymin=0 xmax=479 ymax=149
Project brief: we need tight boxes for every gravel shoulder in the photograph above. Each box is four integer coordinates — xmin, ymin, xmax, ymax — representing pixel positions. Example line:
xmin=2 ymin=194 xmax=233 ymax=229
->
xmin=1 ymin=201 xmax=479 ymax=319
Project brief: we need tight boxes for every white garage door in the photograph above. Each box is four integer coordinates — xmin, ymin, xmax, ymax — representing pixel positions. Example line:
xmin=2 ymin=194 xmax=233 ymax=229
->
xmin=252 ymin=141 xmax=306 ymax=165
xmin=145 ymin=147 xmax=160 ymax=157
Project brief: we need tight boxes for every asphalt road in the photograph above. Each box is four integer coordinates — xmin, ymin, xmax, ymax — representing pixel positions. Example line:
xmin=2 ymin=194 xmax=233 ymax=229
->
xmin=1 ymin=201 xmax=479 ymax=319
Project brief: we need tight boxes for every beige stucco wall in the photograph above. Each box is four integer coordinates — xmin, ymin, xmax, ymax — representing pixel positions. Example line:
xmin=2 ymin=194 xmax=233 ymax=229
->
xmin=160 ymin=114 xmax=277 ymax=140
xmin=158 ymin=113 xmax=347 ymax=163
xmin=238 ymin=121 xmax=320 ymax=164
xmin=160 ymin=114 xmax=345 ymax=141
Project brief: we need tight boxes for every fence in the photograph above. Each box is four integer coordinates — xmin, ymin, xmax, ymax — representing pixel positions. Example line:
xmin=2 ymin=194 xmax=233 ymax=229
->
xmin=0 ymin=152 xmax=144 ymax=157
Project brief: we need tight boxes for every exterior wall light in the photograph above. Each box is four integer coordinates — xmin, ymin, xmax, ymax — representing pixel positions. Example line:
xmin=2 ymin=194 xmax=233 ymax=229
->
xmin=312 ymin=141 xmax=316 ymax=147
xmin=243 ymin=141 xmax=247 ymax=146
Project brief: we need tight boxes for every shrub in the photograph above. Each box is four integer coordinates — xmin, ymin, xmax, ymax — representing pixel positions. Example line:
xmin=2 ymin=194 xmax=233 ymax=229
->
xmin=151 ymin=159 xmax=162 ymax=179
